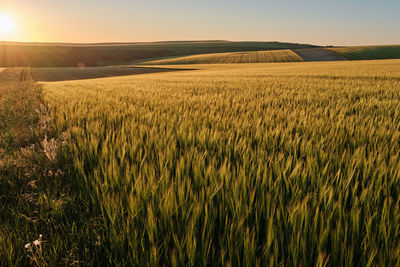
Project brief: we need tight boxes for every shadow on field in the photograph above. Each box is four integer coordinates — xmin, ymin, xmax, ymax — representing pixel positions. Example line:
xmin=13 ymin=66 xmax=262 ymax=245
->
xmin=31 ymin=66 xmax=194 ymax=82
xmin=294 ymin=48 xmax=348 ymax=62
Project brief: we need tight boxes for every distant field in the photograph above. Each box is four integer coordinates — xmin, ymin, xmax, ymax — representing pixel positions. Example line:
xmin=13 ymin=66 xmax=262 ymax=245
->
xmin=3 ymin=41 xmax=400 ymax=67
xmin=0 ymin=41 xmax=316 ymax=67
xmin=31 ymin=67 xmax=186 ymax=81
xmin=329 ymin=45 xmax=400 ymax=60
xmin=139 ymin=49 xmax=303 ymax=64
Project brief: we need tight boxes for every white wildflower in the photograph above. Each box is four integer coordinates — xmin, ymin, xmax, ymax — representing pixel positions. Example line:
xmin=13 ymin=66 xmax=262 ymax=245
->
xmin=25 ymin=243 xmax=31 ymax=249
xmin=33 ymin=239 xmax=40 ymax=246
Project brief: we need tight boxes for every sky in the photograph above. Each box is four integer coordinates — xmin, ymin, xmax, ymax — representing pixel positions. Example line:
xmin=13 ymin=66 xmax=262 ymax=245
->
xmin=1 ymin=0 xmax=400 ymax=45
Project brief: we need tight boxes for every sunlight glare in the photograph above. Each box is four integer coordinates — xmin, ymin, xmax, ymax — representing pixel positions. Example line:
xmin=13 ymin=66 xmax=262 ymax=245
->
xmin=0 ymin=14 xmax=15 ymax=34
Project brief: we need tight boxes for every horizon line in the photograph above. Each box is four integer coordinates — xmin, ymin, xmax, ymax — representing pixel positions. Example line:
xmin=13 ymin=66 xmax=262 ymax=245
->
xmin=0 ymin=40 xmax=399 ymax=47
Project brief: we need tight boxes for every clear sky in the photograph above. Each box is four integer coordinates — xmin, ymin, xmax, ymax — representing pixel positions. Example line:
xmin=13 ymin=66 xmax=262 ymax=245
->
xmin=1 ymin=0 xmax=400 ymax=45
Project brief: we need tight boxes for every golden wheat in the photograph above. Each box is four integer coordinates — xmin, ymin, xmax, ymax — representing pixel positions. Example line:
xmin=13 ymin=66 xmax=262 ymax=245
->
xmin=140 ymin=49 xmax=303 ymax=64
xmin=33 ymin=59 xmax=400 ymax=265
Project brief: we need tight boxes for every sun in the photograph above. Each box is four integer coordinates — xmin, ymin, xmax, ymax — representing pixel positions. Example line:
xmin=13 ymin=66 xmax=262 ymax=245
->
xmin=0 ymin=14 xmax=15 ymax=34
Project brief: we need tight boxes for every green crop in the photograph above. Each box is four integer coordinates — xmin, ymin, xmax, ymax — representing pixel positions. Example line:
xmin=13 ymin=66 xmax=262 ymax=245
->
xmin=329 ymin=45 xmax=400 ymax=60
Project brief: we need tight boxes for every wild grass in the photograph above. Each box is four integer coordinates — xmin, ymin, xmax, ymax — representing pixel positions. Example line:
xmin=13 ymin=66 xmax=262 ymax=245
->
xmin=329 ymin=45 xmax=400 ymax=60
xmin=32 ymin=59 xmax=400 ymax=265
xmin=140 ymin=50 xmax=303 ymax=65
xmin=0 ymin=79 xmax=103 ymax=266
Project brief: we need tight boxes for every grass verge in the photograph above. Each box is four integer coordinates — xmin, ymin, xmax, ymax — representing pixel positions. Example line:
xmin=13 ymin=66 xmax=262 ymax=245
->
xmin=0 ymin=81 xmax=103 ymax=266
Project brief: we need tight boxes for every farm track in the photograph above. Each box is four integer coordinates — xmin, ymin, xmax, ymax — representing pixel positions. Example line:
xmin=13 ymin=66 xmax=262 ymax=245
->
xmin=0 ymin=67 xmax=32 ymax=83
xmin=19 ymin=67 xmax=30 ymax=81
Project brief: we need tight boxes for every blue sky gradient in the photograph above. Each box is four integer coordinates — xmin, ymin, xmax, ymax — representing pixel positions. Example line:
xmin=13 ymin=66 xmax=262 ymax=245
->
xmin=3 ymin=0 xmax=400 ymax=45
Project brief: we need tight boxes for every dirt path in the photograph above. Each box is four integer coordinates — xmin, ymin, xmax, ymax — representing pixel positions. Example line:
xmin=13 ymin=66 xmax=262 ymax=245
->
xmin=0 ymin=67 xmax=32 ymax=83
xmin=19 ymin=67 xmax=31 ymax=81
xmin=295 ymin=48 xmax=348 ymax=62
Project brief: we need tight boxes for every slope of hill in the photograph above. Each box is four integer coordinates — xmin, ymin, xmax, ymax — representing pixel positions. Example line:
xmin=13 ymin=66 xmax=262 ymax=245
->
xmin=140 ymin=49 xmax=303 ymax=64
xmin=0 ymin=41 xmax=316 ymax=67
xmin=328 ymin=45 xmax=400 ymax=60
xmin=294 ymin=48 xmax=347 ymax=62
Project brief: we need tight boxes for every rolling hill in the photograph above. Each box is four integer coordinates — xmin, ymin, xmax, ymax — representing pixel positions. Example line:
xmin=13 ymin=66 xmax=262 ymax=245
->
xmin=328 ymin=45 xmax=400 ymax=60
xmin=0 ymin=41 xmax=316 ymax=67
xmin=294 ymin=48 xmax=347 ymax=62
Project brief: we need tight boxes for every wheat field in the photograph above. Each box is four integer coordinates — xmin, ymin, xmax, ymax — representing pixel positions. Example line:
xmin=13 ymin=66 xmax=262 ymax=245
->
xmin=140 ymin=49 xmax=303 ymax=65
xmin=14 ymin=59 xmax=397 ymax=266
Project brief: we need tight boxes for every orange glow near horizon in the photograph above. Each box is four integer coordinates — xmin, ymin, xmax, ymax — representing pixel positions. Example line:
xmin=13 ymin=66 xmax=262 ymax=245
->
xmin=1 ymin=1 xmax=400 ymax=46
